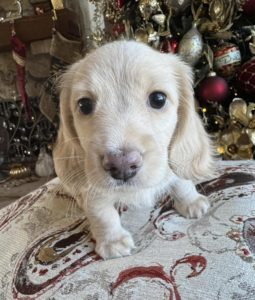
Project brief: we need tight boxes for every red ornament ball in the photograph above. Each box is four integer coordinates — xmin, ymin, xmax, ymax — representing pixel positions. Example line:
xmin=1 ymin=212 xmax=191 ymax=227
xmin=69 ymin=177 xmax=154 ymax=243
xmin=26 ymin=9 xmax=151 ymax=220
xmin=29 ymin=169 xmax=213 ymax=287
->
xmin=160 ymin=38 xmax=178 ymax=53
xmin=197 ymin=72 xmax=229 ymax=103
xmin=112 ymin=22 xmax=125 ymax=36
xmin=242 ymin=0 xmax=255 ymax=17
xmin=116 ymin=0 xmax=125 ymax=9
xmin=237 ymin=57 xmax=255 ymax=96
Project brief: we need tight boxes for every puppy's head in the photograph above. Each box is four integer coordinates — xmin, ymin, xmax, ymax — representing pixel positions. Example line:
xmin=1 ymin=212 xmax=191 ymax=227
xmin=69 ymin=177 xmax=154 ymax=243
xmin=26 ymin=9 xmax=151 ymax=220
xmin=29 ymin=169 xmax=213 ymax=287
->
xmin=54 ymin=41 xmax=213 ymax=191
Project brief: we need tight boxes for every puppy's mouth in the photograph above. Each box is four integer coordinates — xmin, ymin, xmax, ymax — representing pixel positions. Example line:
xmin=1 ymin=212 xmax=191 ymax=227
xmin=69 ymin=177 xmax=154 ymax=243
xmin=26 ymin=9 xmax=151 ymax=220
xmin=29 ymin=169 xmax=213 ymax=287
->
xmin=113 ymin=177 xmax=137 ymax=187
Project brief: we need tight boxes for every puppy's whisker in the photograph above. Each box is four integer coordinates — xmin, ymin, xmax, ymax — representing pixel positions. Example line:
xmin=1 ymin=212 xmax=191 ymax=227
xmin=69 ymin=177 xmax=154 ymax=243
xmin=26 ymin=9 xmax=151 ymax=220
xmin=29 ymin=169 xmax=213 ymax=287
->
xmin=54 ymin=156 xmax=85 ymax=160
xmin=55 ymin=136 xmax=88 ymax=147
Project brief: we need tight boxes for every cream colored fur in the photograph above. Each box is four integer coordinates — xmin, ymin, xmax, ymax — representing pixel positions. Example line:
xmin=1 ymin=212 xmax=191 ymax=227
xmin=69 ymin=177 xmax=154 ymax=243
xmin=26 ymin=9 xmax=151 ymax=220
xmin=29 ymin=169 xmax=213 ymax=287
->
xmin=53 ymin=41 xmax=215 ymax=259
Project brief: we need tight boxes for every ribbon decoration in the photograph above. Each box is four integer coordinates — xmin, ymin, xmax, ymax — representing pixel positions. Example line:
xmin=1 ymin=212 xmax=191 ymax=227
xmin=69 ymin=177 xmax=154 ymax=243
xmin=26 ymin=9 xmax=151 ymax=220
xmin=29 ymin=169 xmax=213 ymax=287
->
xmin=11 ymin=33 xmax=31 ymax=118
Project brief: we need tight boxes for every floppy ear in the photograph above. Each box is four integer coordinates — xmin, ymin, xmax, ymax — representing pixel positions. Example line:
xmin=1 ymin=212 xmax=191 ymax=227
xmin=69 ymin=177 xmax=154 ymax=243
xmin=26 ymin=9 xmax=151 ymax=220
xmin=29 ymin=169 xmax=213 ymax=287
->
xmin=57 ymin=63 xmax=81 ymax=145
xmin=53 ymin=62 xmax=85 ymax=183
xmin=169 ymin=59 xmax=215 ymax=181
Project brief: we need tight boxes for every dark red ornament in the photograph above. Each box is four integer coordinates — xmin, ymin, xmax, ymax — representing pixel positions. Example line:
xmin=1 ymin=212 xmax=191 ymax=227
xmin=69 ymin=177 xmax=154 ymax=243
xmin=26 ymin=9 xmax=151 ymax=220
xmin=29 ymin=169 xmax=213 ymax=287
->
xmin=160 ymin=38 xmax=178 ymax=53
xmin=112 ymin=22 xmax=125 ymax=37
xmin=242 ymin=0 xmax=255 ymax=17
xmin=237 ymin=57 xmax=255 ymax=96
xmin=116 ymin=0 xmax=125 ymax=9
xmin=197 ymin=72 xmax=229 ymax=103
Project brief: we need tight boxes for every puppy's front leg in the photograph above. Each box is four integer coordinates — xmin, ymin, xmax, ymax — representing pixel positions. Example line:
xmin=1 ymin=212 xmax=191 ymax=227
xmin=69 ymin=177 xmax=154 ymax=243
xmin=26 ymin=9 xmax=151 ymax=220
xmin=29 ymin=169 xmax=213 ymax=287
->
xmin=86 ymin=199 xmax=135 ymax=259
xmin=171 ymin=175 xmax=210 ymax=219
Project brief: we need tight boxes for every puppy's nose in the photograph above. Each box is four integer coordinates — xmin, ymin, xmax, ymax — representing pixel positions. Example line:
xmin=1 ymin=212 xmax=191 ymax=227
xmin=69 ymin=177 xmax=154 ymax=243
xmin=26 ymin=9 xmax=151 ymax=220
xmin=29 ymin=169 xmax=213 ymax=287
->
xmin=102 ymin=150 xmax=143 ymax=181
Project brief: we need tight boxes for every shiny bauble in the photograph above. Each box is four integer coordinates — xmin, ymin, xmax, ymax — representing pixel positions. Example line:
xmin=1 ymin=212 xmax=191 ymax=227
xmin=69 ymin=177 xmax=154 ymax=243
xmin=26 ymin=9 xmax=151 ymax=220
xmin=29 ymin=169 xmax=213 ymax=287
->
xmin=152 ymin=14 xmax=166 ymax=26
xmin=116 ymin=0 xmax=125 ymax=9
xmin=197 ymin=71 xmax=229 ymax=103
xmin=214 ymin=42 xmax=241 ymax=78
xmin=139 ymin=0 xmax=160 ymax=20
xmin=178 ymin=23 xmax=203 ymax=66
xmin=160 ymin=37 xmax=178 ymax=53
xmin=112 ymin=22 xmax=125 ymax=37
xmin=10 ymin=165 xmax=31 ymax=179
xmin=35 ymin=148 xmax=55 ymax=177
xmin=237 ymin=57 xmax=255 ymax=96
xmin=229 ymin=98 xmax=249 ymax=126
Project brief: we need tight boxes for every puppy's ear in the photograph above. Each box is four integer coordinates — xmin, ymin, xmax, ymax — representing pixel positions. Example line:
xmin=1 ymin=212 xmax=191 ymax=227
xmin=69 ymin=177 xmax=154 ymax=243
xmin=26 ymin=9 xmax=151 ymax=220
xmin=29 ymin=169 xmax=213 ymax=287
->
xmin=57 ymin=63 xmax=80 ymax=145
xmin=169 ymin=59 xmax=215 ymax=181
xmin=53 ymin=62 xmax=84 ymax=181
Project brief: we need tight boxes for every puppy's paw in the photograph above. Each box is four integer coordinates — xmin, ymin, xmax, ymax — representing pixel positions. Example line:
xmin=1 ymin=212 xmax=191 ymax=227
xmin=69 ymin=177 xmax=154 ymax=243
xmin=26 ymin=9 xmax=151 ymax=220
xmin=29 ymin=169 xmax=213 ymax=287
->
xmin=95 ymin=229 xmax=135 ymax=259
xmin=174 ymin=196 xmax=210 ymax=219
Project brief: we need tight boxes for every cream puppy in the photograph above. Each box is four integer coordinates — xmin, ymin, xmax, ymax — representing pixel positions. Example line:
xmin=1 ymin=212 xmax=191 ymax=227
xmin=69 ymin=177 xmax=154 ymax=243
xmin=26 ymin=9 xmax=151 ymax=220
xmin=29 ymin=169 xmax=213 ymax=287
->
xmin=53 ymin=41 xmax=214 ymax=259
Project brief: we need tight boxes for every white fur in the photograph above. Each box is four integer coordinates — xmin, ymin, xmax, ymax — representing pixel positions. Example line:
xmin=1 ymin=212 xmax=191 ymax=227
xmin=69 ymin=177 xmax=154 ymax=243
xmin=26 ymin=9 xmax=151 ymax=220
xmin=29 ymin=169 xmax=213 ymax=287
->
xmin=53 ymin=41 xmax=215 ymax=259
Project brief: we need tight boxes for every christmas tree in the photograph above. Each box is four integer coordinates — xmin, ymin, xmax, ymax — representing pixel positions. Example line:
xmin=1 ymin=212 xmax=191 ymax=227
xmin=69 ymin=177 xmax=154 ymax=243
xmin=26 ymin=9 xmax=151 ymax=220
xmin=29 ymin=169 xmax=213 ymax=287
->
xmin=89 ymin=0 xmax=255 ymax=160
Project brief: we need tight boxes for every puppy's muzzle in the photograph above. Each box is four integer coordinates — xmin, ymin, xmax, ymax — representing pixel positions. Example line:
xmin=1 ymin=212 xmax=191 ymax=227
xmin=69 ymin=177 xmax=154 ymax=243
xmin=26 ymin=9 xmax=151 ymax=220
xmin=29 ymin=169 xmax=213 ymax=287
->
xmin=102 ymin=149 xmax=143 ymax=181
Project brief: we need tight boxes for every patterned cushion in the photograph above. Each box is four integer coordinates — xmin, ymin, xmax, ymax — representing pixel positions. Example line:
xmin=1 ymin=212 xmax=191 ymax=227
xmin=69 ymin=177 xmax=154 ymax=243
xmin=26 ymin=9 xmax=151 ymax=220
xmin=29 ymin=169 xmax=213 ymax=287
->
xmin=0 ymin=161 xmax=255 ymax=299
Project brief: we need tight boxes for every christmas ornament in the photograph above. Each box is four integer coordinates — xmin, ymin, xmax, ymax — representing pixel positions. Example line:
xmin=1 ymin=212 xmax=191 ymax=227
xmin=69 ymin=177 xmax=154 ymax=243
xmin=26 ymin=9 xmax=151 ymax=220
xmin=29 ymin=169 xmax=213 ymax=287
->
xmin=214 ymin=42 xmax=241 ymax=78
xmin=10 ymin=165 xmax=31 ymax=179
xmin=197 ymin=71 xmax=229 ymax=103
xmin=160 ymin=37 xmax=178 ymax=53
xmin=135 ymin=23 xmax=159 ymax=47
xmin=218 ymin=128 xmax=253 ymax=160
xmin=152 ymin=14 xmax=166 ymax=26
xmin=134 ymin=28 xmax=149 ymax=43
xmin=229 ymin=98 xmax=255 ymax=145
xmin=193 ymin=0 xmax=241 ymax=34
xmin=237 ymin=57 xmax=255 ymax=96
xmin=116 ymin=0 xmax=125 ymax=9
xmin=242 ymin=0 xmax=255 ymax=17
xmin=112 ymin=22 xmax=125 ymax=36
xmin=229 ymin=98 xmax=249 ymax=126
xmin=178 ymin=23 xmax=203 ymax=66
xmin=35 ymin=148 xmax=55 ymax=177
xmin=138 ymin=0 xmax=160 ymax=20
xmin=208 ymin=0 xmax=236 ymax=30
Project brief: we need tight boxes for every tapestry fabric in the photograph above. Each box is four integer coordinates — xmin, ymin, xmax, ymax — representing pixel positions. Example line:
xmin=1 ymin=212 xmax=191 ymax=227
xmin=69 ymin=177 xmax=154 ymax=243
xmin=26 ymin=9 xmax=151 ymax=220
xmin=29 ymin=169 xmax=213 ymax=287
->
xmin=0 ymin=161 xmax=255 ymax=299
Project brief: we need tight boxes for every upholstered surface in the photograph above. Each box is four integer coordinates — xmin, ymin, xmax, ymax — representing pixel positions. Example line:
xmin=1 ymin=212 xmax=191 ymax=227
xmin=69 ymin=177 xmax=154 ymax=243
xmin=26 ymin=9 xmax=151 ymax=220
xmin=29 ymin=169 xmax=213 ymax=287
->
xmin=0 ymin=161 xmax=255 ymax=299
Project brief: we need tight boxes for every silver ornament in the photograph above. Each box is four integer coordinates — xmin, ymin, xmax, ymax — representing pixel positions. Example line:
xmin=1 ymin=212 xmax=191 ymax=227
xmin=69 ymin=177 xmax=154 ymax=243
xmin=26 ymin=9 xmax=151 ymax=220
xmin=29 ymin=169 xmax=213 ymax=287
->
xmin=152 ymin=14 xmax=166 ymax=26
xmin=178 ymin=23 xmax=203 ymax=66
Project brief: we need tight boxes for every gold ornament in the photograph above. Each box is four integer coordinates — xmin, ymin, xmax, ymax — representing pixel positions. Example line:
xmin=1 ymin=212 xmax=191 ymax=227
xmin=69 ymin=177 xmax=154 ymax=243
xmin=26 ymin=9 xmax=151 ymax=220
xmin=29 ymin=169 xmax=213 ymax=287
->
xmin=209 ymin=0 xmax=232 ymax=28
xmin=10 ymin=165 xmax=31 ymax=179
xmin=178 ymin=23 xmax=203 ymax=66
xmin=135 ymin=23 xmax=160 ymax=47
xmin=135 ymin=28 xmax=149 ymax=43
xmin=192 ymin=0 xmax=241 ymax=35
xmin=139 ymin=0 xmax=160 ymax=20
xmin=229 ymin=98 xmax=249 ymax=126
xmin=229 ymin=98 xmax=255 ymax=129
xmin=218 ymin=128 xmax=253 ymax=160
xmin=226 ymin=98 xmax=255 ymax=154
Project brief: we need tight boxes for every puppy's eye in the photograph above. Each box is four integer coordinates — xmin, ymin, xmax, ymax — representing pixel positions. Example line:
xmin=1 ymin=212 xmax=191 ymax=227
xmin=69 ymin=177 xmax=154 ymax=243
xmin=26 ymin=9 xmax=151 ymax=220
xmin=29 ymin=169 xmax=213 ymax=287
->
xmin=149 ymin=91 xmax=166 ymax=109
xmin=78 ymin=97 xmax=94 ymax=115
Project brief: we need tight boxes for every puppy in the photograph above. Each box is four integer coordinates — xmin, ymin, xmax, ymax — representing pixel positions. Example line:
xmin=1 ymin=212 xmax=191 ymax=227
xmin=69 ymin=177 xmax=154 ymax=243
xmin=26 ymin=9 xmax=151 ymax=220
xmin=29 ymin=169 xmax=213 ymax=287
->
xmin=53 ymin=41 xmax=214 ymax=259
